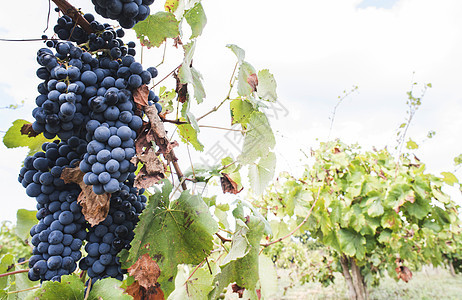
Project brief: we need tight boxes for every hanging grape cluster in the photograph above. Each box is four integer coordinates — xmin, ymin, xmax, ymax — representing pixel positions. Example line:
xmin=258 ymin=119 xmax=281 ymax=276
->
xmin=21 ymin=9 xmax=161 ymax=283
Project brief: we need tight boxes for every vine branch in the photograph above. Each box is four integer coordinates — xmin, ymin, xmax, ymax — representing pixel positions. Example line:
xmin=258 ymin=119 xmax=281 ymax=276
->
xmin=51 ymin=0 xmax=94 ymax=34
xmin=196 ymin=62 xmax=238 ymax=122
xmin=0 ymin=269 xmax=29 ymax=278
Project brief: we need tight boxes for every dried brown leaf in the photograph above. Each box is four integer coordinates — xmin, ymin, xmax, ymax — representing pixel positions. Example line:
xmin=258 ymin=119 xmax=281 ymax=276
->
xmin=396 ymin=266 xmax=413 ymax=282
xmin=231 ymin=283 xmax=245 ymax=298
xmin=20 ymin=123 xmax=40 ymax=138
xmin=128 ymin=253 xmax=161 ymax=289
xmin=133 ymin=85 xmax=150 ymax=107
xmin=247 ymin=73 xmax=258 ymax=92
xmin=125 ymin=280 xmax=164 ymax=300
xmin=174 ymin=72 xmax=188 ymax=103
xmin=131 ymin=147 xmax=165 ymax=189
xmin=144 ymin=105 xmax=179 ymax=156
xmin=60 ymin=167 xmax=110 ymax=226
xmin=220 ymin=173 xmax=243 ymax=195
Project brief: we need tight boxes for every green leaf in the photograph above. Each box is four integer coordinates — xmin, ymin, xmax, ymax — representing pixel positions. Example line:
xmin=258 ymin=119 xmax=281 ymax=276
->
xmin=158 ymin=87 xmax=176 ymax=114
xmin=214 ymin=205 xmax=229 ymax=229
xmin=226 ymin=44 xmax=245 ymax=64
xmin=25 ymin=275 xmax=84 ymax=300
xmin=238 ymin=111 xmax=275 ymax=164
xmin=258 ymin=255 xmax=277 ymax=299
xmin=3 ymin=119 xmax=50 ymax=156
xmin=248 ymin=151 xmax=276 ymax=195
xmin=191 ymin=67 xmax=205 ymax=104
xmin=177 ymin=123 xmax=204 ymax=151
xmin=377 ymin=230 xmax=392 ymax=244
xmin=209 ymin=216 xmax=265 ymax=299
xmin=184 ymin=2 xmax=207 ymax=39
xmin=169 ymin=265 xmax=214 ymax=299
xmin=15 ymin=209 xmax=38 ymax=241
xmin=134 ymin=12 xmax=180 ymax=48
xmin=338 ymin=229 xmax=366 ymax=260
xmin=230 ymin=99 xmax=255 ymax=128
xmin=365 ymin=195 xmax=384 ymax=218
xmin=256 ymin=69 xmax=277 ymax=102
xmin=0 ymin=255 xmax=14 ymax=290
xmin=178 ymin=42 xmax=195 ymax=86
xmin=183 ymin=163 xmax=221 ymax=182
xmin=164 ymin=0 xmax=179 ymax=13
xmin=440 ymin=172 xmax=458 ymax=186
xmin=121 ymin=180 xmax=218 ymax=297
xmin=88 ymin=278 xmax=131 ymax=300
xmin=406 ymin=138 xmax=419 ymax=150
xmin=237 ymin=62 xmax=256 ymax=97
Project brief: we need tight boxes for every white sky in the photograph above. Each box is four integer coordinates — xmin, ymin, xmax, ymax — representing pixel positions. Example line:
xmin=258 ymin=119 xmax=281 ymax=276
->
xmin=0 ymin=0 xmax=461 ymax=222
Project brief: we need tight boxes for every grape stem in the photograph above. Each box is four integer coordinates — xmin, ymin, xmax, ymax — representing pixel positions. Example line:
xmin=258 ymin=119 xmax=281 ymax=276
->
xmin=196 ymin=62 xmax=238 ymax=122
xmin=0 ymin=269 xmax=30 ymax=278
xmin=51 ymin=0 xmax=95 ymax=34
xmin=7 ymin=285 xmax=40 ymax=295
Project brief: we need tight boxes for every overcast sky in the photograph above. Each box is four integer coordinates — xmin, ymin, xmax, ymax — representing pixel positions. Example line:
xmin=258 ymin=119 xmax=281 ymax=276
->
xmin=1 ymin=0 xmax=461 ymax=222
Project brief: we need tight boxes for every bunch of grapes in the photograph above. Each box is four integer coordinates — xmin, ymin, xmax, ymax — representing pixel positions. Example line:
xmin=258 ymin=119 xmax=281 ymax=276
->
xmin=79 ymin=180 xmax=146 ymax=280
xmin=21 ymin=10 xmax=162 ymax=283
xmin=20 ymin=140 xmax=88 ymax=282
xmin=91 ymin=0 xmax=155 ymax=29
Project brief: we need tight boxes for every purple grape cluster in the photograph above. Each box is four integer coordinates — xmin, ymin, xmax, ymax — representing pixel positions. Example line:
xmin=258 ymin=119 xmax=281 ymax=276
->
xmin=91 ymin=0 xmax=155 ymax=29
xmin=19 ymin=140 xmax=88 ymax=282
xmin=20 ymin=12 xmax=162 ymax=283
xmin=79 ymin=180 xmax=146 ymax=280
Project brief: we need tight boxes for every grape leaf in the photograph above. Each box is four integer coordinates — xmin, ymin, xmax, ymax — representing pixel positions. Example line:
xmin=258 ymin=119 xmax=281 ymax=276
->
xmin=15 ymin=209 xmax=38 ymax=240
xmin=248 ymin=151 xmax=276 ymax=195
xmin=226 ymin=44 xmax=245 ymax=64
xmin=121 ymin=180 xmax=217 ymax=297
xmin=3 ymin=119 xmax=50 ymax=156
xmin=237 ymin=62 xmax=256 ymax=97
xmin=127 ymin=253 xmax=161 ymax=289
xmin=440 ymin=171 xmax=458 ymax=186
xmin=184 ymin=2 xmax=207 ymax=39
xmin=208 ymin=216 xmax=265 ymax=299
xmin=238 ymin=111 xmax=275 ymax=164
xmin=256 ymin=69 xmax=277 ymax=102
xmin=165 ymin=0 xmax=179 ymax=12
xmin=406 ymin=138 xmax=419 ymax=150
xmin=230 ymin=99 xmax=255 ymax=128
xmin=177 ymin=123 xmax=204 ymax=151
xmin=0 ymin=255 xmax=14 ymax=290
xmin=338 ymin=229 xmax=366 ymax=260
xmin=135 ymin=12 xmax=180 ymax=48
xmin=191 ymin=67 xmax=205 ymax=104
xmin=25 ymin=275 xmax=84 ymax=300
xmin=124 ymin=280 xmax=164 ymax=300
xmin=60 ymin=167 xmax=110 ymax=226
xmin=169 ymin=265 xmax=214 ymax=299
xmin=258 ymin=255 xmax=278 ymax=299
xmin=88 ymin=278 xmax=132 ymax=300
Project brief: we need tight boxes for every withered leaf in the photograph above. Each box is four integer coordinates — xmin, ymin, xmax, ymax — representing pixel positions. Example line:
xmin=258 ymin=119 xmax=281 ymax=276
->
xmin=60 ymin=167 xmax=110 ymax=226
xmin=133 ymin=85 xmax=150 ymax=107
xmin=396 ymin=266 xmax=413 ymax=282
xmin=220 ymin=173 xmax=243 ymax=195
xmin=247 ymin=73 xmax=258 ymax=92
xmin=128 ymin=253 xmax=161 ymax=289
xmin=144 ymin=105 xmax=179 ymax=156
xmin=131 ymin=147 xmax=165 ymax=189
xmin=174 ymin=72 xmax=188 ymax=103
xmin=231 ymin=283 xmax=245 ymax=298
xmin=20 ymin=123 xmax=40 ymax=137
xmin=125 ymin=280 xmax=164 ymax=300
